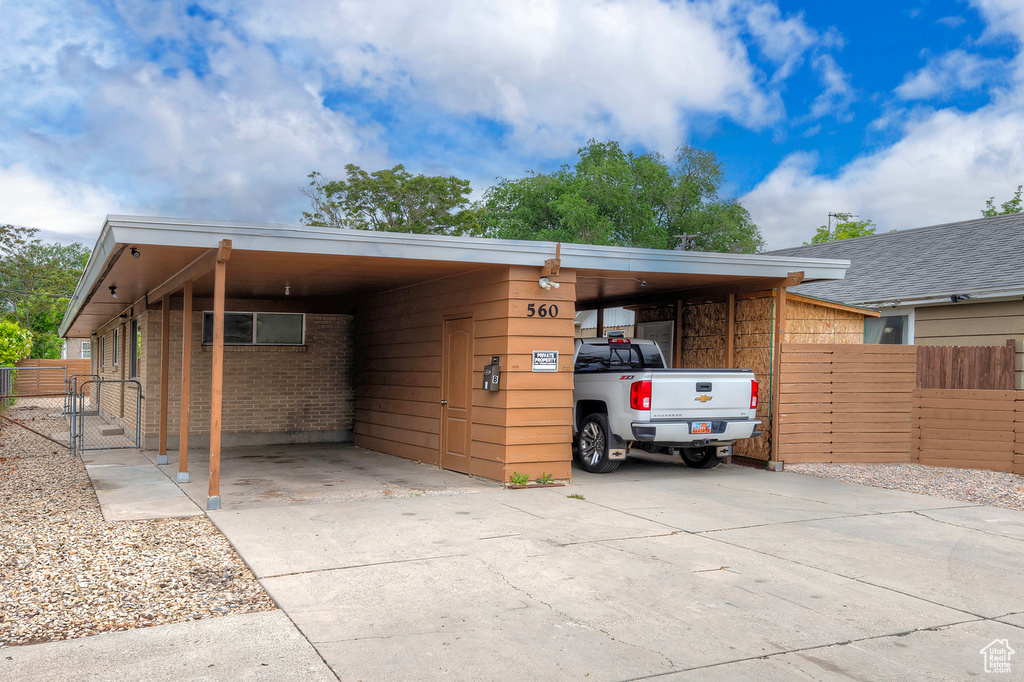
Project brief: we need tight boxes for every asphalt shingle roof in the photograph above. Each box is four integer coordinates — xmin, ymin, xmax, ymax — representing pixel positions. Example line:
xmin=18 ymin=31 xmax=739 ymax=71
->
xmin=765 ymin=213 xmax=1024 ymax=306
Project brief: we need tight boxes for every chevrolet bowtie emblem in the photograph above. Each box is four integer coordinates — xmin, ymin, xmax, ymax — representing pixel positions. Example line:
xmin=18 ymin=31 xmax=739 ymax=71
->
xmin=695 ymin=395 xmax=712 ymax=403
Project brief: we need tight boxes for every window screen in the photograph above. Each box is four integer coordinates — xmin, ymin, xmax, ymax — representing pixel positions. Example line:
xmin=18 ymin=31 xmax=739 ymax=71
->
xmin=256 ymin=313 xmax=303 ymax=344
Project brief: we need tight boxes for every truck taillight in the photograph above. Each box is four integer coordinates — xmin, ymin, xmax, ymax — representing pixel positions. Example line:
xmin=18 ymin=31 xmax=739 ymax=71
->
xmin=630 ymin=380 xmax=652 ymax=410
xmin=750 ymin=379 xmax=758 ymax=409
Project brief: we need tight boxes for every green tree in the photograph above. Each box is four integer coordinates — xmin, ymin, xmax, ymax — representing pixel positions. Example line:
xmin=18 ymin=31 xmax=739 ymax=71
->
xmin=0 ymin=224 xmax=90 ymax=358
xmin=805 ymin=217 xmax=877 ymax=245
xmin=982 ymin=185 xmax=1023 ymax=217
xmin=0 ymin=319 xmax=33 ymax=366
xmin=301 ymin=165 xmax=481 ymax=236
xmin=480 ymin=140 xmax=764 ymax=252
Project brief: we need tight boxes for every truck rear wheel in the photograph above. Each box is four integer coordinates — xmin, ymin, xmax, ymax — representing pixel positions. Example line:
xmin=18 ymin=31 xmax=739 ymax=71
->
xmin=575 ymin=414 xmax=620 ymax=474
xmin=681 ymin=446 xmax=721 ymax=469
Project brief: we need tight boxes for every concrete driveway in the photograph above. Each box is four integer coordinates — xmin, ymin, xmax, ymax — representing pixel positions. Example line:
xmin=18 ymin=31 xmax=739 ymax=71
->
xmin=200 ymin=452 xmax=1024 ymax=681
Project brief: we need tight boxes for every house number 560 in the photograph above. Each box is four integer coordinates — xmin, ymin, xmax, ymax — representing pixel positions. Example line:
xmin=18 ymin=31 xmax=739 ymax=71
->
xmin=527 ymin=303 xmax=559 ymax=318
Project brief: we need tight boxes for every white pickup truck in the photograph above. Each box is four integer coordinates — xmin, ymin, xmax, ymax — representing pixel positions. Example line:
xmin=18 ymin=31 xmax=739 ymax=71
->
xmin=572 ymin=334 xmax=760 ymax=473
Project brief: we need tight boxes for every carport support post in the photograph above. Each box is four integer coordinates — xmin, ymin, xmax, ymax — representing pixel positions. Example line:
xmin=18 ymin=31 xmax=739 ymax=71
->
xmin=208 ymin=240 xmax=231 ymax=511
xmin=158 ymin=295 xmax=171 ymax=465
xmin=726 ymin=293 xmax=735 ymax=369
xmin=769 ymin=286 xmax=787 ymax=466
xmin=177 ymin=280 xmax=192 ymax=483
xmin=596 ymin=308 xmax=604 ymax=337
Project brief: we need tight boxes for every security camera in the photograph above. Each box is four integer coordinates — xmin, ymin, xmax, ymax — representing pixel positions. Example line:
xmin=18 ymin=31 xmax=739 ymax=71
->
xmin=539 ymin=277 xmax=560 ymax=290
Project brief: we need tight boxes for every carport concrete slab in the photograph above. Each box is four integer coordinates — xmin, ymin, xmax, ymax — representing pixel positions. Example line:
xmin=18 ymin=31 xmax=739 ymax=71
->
xmin=0 ymin=610 xmax=334 ymax=682
xmin=663 ymin=619 xmax=1024 ymax=681
xmin=914 ymin=505 xmax=1024 ymax=542
xmin=997 ymin=612 xmax=1024 ymax=628
xmin=208 ymin=489 xmax=676 ymax=578
xmin=149 ymin=442 xmax=495 ymax=510
xmin=260 ymin=521 xmax=963 ymax=680
xmin=709 ymin=511 xmax=1024 ymax=618
xmin=83 ymin=449 xmax=201 ymax=521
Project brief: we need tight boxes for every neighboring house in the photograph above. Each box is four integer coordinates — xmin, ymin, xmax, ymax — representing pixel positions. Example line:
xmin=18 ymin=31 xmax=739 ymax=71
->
xmin=768 ymin=213 xmax=1024 ymax=387
xmin=61 ymin=338 xmax=92 ymax=360
xmin=574 ymin=307 xmax=635 ymax=338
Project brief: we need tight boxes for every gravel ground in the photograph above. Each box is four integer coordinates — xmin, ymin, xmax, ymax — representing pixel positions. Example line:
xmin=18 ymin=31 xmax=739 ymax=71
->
xmin=0 ymin=403 xmax=276 ymax=647
xmin=787 ymin=461 xmax=1024 ymax=512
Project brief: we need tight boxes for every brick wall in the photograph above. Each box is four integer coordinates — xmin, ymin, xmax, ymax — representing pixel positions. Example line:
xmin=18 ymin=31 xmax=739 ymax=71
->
xmin=141 ymin=308 xmax=355 ymax=449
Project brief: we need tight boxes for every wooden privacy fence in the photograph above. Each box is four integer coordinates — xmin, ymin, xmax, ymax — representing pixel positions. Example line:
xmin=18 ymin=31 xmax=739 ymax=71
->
xmin=912 ymin=389 xmax=1020 ymax=473
xmin=777 ymin=344 xmax=917 ymax=464
xmin=778 ymin=343 xmax=1024 ymax=475
xmin=11 ymin=359 xmax=91 ymax=394
xmin=917 ymin=342 xmax=1015 ymax=390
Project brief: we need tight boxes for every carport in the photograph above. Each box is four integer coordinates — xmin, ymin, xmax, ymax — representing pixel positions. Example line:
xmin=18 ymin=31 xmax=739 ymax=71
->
xmin=60 ymin=216 xmax=850 ymax=509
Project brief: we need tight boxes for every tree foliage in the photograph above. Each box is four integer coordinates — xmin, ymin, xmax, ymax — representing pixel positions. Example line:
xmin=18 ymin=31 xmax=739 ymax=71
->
xmin=479 ymin=140 xmax=764 ymax=253
xmin=0 ymin=224 xmax=90 ymax=358
xmin=805 ymin=217 xmax=877 ymax=245
xmin=301 ymin=165 xmax=481 ymax=236
xmin=0 ymin=319 xmax=33 ymax=366
xmin=982 ymin=185 xmax=1023 ymax=217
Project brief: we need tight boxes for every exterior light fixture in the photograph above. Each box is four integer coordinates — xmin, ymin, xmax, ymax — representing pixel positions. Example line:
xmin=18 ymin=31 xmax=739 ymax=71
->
xmin=130 ymin=248 xmax=140 ymax=258
xmin=539 ymin=277 xmax=560 ymax=290
xmin=950 ymin=294 xmax=971 ymax=302
xmin=284 ymin=283 xmax=291 ymax=296
xmin=109 ymin=285 xmax=118 ymax=299
xmin=640 ymin=279 xmax=648 ymax=287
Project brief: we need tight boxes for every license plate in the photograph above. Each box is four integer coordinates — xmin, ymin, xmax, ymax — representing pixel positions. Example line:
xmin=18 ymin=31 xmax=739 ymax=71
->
xmin=691 ymin=421 xmax=712 ymax=434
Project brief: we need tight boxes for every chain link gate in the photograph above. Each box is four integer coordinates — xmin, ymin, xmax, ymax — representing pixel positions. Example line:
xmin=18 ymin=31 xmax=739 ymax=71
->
xmin=0 ymin=365 xmax=75 ymax=453
xmin=72 ymin=379 xmax=144 ymax=455
xmin=0 ymin=368 xmax=144 ymax=456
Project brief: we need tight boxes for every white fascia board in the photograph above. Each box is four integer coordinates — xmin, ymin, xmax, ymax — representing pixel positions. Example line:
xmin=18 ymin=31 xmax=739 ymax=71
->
xmin=58 ymin=220 xmax=120 ymax=338
xmin=104 ymin=215 xmax=851 ymax=280
xmin=62 ymin=215 xmax=852 ymax=337
xmin=854 ymin=285 xmax=1024 ymax=309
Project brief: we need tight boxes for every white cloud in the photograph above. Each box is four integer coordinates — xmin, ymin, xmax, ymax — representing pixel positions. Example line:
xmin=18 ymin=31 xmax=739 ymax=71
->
xmin=896 ymin=50 xmax=1006 ymax=100
xmin=0 ymin=164 xmax=121 ymax=238
xmin=238 ymin=0 xmax=833 ymax=153
xmin=806 ymin=54 xmax=855 ymax=121
xmin=746 ymin=96 xmax=1024 ymax=248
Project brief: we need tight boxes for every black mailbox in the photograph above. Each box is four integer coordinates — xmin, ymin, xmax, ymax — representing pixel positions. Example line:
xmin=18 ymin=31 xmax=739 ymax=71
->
xmin=483 ymin=356 xmax=501 ymax=391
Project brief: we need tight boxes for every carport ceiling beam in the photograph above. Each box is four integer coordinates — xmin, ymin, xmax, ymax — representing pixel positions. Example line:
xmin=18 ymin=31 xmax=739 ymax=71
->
xmin=576 ymin=272 xmax=805 ymax=310
xmin=146 ymin=247 xmax=220 ymax=303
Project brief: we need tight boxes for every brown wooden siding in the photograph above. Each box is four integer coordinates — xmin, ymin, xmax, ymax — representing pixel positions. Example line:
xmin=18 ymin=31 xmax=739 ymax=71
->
xmin=354 ymin=265 xmax=576 ymax=483
xmin=777 ymin=343 xmax=917 ymax=463
xmin=915 ymin=301 xmax=1024 ymax=388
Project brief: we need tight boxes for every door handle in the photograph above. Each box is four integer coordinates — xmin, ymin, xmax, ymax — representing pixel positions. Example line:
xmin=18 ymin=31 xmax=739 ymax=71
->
xmin=440 ymin=400 xmax=448 ymax=405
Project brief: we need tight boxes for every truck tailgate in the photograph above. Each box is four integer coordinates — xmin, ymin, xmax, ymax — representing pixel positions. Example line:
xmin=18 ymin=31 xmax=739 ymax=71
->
xmin=650 ymin=372 xmax=752 ymax=419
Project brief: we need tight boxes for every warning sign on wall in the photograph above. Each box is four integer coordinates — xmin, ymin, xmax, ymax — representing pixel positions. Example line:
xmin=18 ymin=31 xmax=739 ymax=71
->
xmin=532 ymin=351 xmax=559 ymax=372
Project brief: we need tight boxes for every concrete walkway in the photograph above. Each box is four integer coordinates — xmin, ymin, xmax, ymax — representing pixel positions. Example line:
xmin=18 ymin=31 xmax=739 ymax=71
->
xmin=1 ymin=611 xmax=334 ymax=681
xmin=82 ymin=449 xmax=202 ymax=521
xmin=53 ymin=447 xmax=1024 ymax=679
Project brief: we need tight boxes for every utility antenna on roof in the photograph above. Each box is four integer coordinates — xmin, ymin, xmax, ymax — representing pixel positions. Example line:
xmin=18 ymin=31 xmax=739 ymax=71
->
xmin=827 ymin=212 xmax=857 ymax=241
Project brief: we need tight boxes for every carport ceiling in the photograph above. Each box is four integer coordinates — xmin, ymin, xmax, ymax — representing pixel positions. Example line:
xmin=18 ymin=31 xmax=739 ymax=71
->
xmin=61 ymin=216 xmax=851 ymax=337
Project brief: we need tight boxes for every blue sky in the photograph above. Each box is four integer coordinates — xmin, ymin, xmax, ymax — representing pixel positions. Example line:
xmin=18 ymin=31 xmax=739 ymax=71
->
xmin=2 ymin=0 xmax=1023 ymax=249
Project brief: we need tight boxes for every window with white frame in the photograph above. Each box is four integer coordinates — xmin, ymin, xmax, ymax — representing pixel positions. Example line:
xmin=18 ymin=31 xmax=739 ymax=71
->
xmin=202 ymin=312 xmax=304 ymax=345
xmin=113 ymin=328 xmax=120 ymax=365
xmin=864 ymin=315 xmax=909 ymax=344
xmin=81 ymin=340 xmax=91 ymax=359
